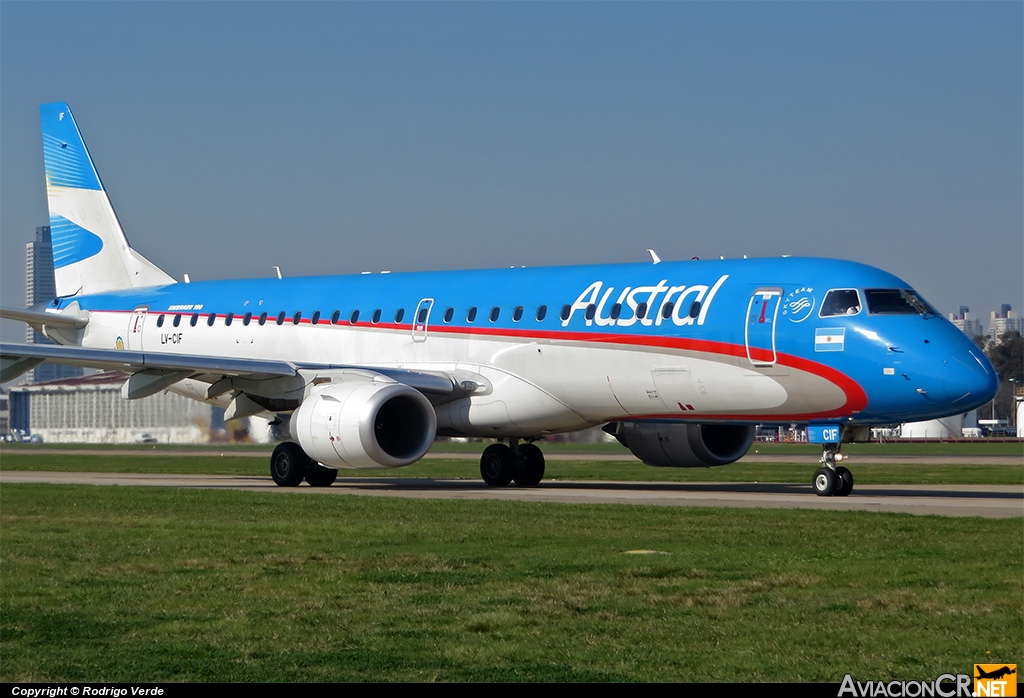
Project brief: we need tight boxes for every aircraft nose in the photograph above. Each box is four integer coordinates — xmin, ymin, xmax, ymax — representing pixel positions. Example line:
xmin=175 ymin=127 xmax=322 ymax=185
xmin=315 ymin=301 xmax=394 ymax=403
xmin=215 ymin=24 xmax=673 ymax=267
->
xmin=943 ymin=349 xmax=998 ymax=409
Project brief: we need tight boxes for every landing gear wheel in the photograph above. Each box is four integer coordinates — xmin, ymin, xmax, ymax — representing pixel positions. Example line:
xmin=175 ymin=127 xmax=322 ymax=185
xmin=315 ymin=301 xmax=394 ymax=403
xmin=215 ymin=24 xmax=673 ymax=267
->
xmin=834 ymin=466 xmax=853 ymax=497
xmin=271 ymin=442 xmax=309 ymax=487
xmin=305 ymin=465 xmax=338 ymax=487
xmin=812 ymin=467 xmax=836 ymax=497
xmin=480 ymin=443 xmax=515 ymax=486
xmin=513 ymin=443 xmax=546 ymax=487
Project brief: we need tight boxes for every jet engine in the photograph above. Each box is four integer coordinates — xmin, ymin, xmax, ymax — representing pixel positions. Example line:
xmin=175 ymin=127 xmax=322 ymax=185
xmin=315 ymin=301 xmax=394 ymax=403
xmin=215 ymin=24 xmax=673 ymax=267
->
xmin=604 ymin=422 xmax=755 ymax=468
xmin=290 ymin=380 xmax=437 ymax=469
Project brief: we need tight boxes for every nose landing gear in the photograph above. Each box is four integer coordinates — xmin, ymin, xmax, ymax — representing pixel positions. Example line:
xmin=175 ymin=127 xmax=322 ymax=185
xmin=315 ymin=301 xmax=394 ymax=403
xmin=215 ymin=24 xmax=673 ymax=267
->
xmin=812 ymin=442 xmax=854 ymax=497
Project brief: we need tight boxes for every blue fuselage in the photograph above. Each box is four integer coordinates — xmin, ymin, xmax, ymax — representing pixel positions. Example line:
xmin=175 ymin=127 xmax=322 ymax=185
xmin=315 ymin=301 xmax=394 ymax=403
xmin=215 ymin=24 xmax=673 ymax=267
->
xmin=62 ymin=256 xmax=997 ymax=428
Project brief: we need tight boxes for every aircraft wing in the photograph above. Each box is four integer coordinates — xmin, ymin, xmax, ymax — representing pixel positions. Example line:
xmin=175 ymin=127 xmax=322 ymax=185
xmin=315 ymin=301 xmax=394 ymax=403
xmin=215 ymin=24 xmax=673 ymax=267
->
xmin=0 ymin=342 xmax=456 ymax=397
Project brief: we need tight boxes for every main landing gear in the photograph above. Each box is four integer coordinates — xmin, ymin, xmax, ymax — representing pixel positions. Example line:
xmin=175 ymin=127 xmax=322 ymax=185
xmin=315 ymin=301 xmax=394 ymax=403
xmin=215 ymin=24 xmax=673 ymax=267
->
xmin=270 ymin=442 xmax=338 ymax=488
xmin=812 ymin=443 xmax=853 ymax=497
xmin=480 ymin=439 xmax=546 ymax=487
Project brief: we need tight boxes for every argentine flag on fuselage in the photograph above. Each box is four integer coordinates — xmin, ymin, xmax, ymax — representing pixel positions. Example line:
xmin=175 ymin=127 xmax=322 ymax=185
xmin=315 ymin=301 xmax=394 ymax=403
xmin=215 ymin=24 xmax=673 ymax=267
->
xmin=814 ymin=327 xmax=845 ymax=352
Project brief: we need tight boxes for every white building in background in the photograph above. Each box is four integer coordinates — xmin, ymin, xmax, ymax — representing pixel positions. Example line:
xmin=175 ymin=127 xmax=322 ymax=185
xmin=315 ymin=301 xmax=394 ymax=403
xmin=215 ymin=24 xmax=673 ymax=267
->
xmin=989 ymin=304 xmax=1022 ymax=342
xmin=0 ymin=389 xmax=9 ymax=436
xmin=8 ymin=371 xmax=222 ymax=443
xmin=947 ymin=306 xmax=983 ymax=338
xmin=1016 ymin=388 xmax=1024 ymax=438
xmin=249 ymin=414 xmax=274 ymax=443
xmin=900 ymin=414 xmax=965 ymax=439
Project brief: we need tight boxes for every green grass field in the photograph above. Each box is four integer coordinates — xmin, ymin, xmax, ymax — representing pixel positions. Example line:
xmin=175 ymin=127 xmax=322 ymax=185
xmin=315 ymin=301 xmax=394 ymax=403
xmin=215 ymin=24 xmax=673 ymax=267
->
xmin=2 ymin=444 xmax=1021 ymax=682
xmin=1 ymin=484 xmax=1020 ymax=682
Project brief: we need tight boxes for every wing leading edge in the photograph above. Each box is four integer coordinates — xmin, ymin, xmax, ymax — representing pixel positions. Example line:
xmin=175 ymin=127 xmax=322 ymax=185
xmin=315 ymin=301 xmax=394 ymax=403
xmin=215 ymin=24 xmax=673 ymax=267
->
xmin=0 ymin=342 xmax=457 ymax=398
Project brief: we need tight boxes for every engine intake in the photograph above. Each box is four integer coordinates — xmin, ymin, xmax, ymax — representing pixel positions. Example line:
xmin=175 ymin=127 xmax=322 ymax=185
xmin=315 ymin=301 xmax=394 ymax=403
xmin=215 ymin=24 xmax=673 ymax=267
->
xmin=290 ymin=381 xmax=437 ymax=469
xmin=604 ymin=422 xmax=754 ymax=468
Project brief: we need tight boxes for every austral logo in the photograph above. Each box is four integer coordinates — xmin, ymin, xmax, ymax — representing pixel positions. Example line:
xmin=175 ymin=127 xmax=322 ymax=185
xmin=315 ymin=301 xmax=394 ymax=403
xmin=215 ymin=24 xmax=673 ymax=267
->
xmin=975 ymin=665 xmax=1017 ymax=697
xmin=562 ymin=275 xmax=728 ymax=328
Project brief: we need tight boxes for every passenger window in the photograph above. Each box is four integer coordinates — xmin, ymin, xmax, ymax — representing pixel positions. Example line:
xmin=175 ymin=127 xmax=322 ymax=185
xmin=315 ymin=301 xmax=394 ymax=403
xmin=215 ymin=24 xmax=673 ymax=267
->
xmin=513 ymin=306 xmax=523 ymax=322
xmin=443 ymin=307 xmax=454 ymax=323
xmin=661 ymin=302 xmax=674 ymax=319
xmin=372 ymin=309 xmax=381 ymax=324
xmin=636 ymin=302 xmax=648 ymax=319
xmin=417 ymin=307 xmax=428 ymax=324
xmin=331 ymin=310 xmax=340 ymax=325
xmin=225 ymin=313 xmax=234 ymax=326
xmin=610 ymin=303 xmax=621 ymax=320
xmin=173 ymin=314 xmax=182 ymax=327
xmin=490 ymin=307 xmax=500 ymax=322
xmin=560 ymin=305 xmax=571 ymax=321
xmin=350 ymin=310 xmax=360 ymax=325
xmin=536 ymin=305 xmax=547 ymax=322
xmin=395 ymin=308 xmax=405 ymax=323
xmin=258 ymin=312 xmax=268 ymax=326
xmin=467 ymin=307 xmax=477 ymax=323
xmin=156 ymin=315 xmax=165 ymax=327
xmin=276 ymin=312 xmax=286 ymax=326
xmin=207 ymin=314 xmax=216 ymax=327
xmin=585 ymin=304 xmax=596 ymax=321
xmin=292 ymin=311 xmax=302 ymax=325
xmin=688 ymin=301 xmax=701 ymax=319
xmin=820 ymin=289 xmax=861 ymax=317
xmin=311 ymin=310 xmax=321 ymax=325
xmin=243 ymin=312 xmax=252 ymax=326
xmin=190 ymin=314 xmax=199 ymax=327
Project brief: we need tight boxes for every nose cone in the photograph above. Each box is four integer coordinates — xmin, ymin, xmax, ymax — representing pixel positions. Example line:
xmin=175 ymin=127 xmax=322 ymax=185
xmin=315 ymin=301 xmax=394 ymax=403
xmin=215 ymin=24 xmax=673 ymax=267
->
xmin=944 ymin=349 xmax=998 ymax=410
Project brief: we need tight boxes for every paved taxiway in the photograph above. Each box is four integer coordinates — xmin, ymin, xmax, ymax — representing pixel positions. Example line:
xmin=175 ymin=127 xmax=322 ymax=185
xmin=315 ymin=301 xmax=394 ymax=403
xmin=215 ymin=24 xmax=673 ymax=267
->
xmin=9 ymin=448 xmax=1024 ymax=465
xmin=2 ymin=470 xmax=1020 ymax=518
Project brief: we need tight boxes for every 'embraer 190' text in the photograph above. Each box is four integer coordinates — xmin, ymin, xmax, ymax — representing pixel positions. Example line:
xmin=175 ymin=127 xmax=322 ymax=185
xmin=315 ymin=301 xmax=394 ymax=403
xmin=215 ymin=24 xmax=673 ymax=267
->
xmin=562 ymin=275 xmax=728 ymax=328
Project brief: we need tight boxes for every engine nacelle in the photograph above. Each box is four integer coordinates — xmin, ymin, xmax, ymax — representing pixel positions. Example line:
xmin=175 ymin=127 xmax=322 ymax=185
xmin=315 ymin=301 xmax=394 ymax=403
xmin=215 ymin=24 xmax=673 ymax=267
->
xmin=290 ymin=381 xmax=437 ymax=469
xmin=605 ymin=422 xmax=755 ymax=468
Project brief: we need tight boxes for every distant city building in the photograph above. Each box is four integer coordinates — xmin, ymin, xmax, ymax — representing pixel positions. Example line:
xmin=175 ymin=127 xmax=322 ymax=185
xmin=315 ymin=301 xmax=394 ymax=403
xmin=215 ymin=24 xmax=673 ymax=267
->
xmin=0 ymin=389 xmax=9 ymax=436
xmin=947 ymin=305 xmax=983 ymax=338
xmin=25 ymin=225 xmax=83 ymax=383
xmin=988 ymin=304 xmax=1022 ymax=342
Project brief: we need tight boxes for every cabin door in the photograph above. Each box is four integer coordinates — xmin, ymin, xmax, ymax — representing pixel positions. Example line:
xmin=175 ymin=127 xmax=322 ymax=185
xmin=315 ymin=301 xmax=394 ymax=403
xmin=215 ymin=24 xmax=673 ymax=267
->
xmin=412 ymin=298 xmax=434 ymax=343
xmin=745 ymin=288 xmax=782 ymax=367
xmin=127 ymin=307 xmax=148 ymax=351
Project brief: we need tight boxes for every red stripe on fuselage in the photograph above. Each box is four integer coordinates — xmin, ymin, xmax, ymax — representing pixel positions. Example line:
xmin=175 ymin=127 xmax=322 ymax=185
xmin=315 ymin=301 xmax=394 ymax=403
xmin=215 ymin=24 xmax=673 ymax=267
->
xmin=423 ymin=324 xmax=868 ymax=418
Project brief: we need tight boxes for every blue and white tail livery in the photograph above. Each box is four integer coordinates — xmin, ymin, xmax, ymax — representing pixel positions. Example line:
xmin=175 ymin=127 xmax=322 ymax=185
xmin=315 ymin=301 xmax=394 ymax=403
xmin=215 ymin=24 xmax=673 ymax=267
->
xmin=41 ymin=102 xmax=174 ymax=298
xmin=2 ymin=102 xmax=999 ymax=496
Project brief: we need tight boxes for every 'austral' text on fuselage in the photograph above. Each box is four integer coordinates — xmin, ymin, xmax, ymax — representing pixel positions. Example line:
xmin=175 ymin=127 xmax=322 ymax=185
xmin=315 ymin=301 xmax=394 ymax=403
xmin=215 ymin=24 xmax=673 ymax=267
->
xmin=563 ymin=275 xmax=728 ymax=327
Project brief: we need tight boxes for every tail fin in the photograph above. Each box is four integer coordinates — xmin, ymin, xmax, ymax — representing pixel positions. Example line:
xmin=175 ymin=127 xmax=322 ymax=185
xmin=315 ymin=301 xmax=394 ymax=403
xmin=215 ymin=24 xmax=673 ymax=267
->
xmin=41 ymin=102 xmax=174 ymax=297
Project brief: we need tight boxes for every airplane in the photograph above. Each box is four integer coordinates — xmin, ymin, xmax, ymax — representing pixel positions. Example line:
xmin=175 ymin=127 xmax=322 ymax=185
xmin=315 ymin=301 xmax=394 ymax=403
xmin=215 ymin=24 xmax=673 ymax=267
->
xmin=0 ymin=102 xmax=1000 ymax=496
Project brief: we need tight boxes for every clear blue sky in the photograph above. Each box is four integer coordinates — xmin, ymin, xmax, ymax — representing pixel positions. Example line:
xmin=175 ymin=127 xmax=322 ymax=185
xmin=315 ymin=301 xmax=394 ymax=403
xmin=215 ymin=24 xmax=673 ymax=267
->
xmin=2 ymin=2 xmax=1021 ymax=343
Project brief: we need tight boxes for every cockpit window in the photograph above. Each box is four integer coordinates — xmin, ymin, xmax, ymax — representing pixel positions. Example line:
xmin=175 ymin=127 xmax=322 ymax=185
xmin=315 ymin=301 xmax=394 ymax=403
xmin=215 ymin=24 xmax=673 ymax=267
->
xmin=820 ymin=289 xmax=861 ymax=317
xmin=864 ymin=289 xmax=937 ymax=317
